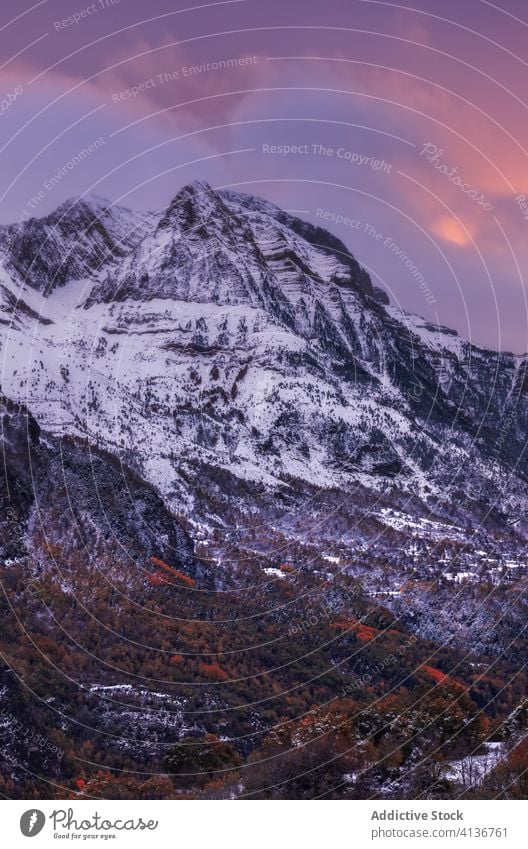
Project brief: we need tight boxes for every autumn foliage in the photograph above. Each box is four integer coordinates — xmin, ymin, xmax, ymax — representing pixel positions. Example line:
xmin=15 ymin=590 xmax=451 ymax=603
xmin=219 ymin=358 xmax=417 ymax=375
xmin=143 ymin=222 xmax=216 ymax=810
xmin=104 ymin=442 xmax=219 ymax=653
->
xmin=198 ymin=661 xmax=229 ymax=681
xmin=149 ymin=556 xmax=195 ymax=587
xmin=330 ymin=618 xmax=379 ymax=642
xmin=422 ymin=665 xmax=465 ymax=691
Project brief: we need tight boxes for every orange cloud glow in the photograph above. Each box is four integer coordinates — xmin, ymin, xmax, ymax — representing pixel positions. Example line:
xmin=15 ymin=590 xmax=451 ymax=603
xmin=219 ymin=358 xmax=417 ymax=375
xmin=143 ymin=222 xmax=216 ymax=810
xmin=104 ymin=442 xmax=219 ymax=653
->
xmin=432 ymin=215 xmax=472 ymax=246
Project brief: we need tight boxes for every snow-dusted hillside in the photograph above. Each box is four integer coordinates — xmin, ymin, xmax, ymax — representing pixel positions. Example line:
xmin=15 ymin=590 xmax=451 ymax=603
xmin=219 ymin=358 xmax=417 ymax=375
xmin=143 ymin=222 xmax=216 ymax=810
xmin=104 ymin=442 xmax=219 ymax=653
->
xmin=2 ymin=179 xmax=528 ymax=532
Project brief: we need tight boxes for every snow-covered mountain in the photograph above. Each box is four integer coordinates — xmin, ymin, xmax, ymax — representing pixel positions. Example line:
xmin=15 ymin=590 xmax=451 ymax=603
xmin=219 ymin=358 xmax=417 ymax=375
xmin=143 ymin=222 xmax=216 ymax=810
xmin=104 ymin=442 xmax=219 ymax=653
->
xmin=4 ymin=180 xmax=528 ymax=800
xmin=2 ymin=179 xmax=528 ymax=537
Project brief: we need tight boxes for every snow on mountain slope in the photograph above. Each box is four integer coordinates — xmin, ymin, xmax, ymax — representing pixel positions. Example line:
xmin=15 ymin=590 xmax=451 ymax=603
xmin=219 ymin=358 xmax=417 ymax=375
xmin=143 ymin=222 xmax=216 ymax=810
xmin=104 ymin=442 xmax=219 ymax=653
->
xmin=0 ymin=194 xmax=157 ymax=295
xmin=1 ymin=180 xmax=528 ymax=527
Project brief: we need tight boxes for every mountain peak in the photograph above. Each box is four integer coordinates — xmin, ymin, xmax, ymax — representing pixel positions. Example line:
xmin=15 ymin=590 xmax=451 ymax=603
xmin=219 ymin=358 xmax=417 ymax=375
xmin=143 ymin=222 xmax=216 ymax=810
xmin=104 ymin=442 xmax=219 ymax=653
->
xmin=42 ymin=192 xmax=113 ymax=223
xmin=158 ymin=180 xmax=230 ymax=233
xmin=2 ymin=175 xmax=528 ymax=530
xmin=179 ymin=178 xmax=214 ymax=195
xmin=3 ymin=193 xmax=156 ymax=294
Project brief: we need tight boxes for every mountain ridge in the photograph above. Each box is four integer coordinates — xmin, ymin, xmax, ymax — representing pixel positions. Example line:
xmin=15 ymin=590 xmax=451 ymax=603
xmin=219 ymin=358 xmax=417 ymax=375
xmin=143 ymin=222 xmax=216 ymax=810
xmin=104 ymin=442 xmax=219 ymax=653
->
xmin=1 ymin=180 xmax=527 ymax=521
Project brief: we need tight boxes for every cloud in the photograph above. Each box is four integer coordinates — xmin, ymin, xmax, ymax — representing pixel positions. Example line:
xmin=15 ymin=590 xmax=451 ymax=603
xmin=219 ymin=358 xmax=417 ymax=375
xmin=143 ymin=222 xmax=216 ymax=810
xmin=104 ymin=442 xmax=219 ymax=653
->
xmin=432 ymin=214 xmax=472 ymax=246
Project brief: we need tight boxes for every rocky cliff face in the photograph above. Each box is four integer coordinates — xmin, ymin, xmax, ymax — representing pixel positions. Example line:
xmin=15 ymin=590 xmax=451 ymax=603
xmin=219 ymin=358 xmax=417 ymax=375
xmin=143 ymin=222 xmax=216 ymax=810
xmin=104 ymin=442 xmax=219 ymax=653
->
xmin=1 ymin=181 xmax=528 ymax=648
xmin=1 ymin=194 xmax=155 ymax=295
xmin=1 ymin=181 xmax=527 ymax=519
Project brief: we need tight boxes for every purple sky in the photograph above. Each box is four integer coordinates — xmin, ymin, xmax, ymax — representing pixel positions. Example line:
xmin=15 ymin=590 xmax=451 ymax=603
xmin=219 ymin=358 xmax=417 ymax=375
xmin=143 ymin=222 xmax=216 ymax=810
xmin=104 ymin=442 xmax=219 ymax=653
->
xmin=2 ymin=0 xmax=528 ymax=351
